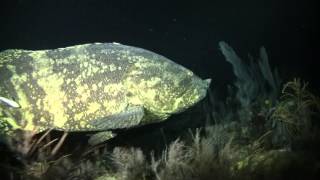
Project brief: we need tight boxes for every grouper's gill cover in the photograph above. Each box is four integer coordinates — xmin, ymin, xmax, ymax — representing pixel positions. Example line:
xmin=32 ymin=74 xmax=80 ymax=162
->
xmin=0 ymin=42 xmax=211 ymax=136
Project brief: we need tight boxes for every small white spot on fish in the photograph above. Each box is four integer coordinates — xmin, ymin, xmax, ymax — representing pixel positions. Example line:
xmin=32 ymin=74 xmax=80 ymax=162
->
xmin=0 ymin=96 xmax=21 ymax=108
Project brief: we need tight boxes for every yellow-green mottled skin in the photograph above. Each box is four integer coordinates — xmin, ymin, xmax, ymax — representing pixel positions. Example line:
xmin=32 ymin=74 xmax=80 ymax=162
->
xmin=0 ymin=43 xmax=210 ymax=136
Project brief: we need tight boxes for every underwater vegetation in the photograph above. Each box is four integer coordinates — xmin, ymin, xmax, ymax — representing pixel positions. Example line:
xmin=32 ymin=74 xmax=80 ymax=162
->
xmin=0 ymin=42 xmax=319 ymax=180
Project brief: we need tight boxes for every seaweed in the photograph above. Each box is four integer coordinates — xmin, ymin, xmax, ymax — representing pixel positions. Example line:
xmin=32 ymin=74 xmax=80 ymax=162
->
xmin=270 ymin=78 xmax=320 ymax=147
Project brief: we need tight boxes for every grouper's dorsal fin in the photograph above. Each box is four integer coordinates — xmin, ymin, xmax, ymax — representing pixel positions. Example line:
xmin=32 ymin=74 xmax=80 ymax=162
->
xmin=0 ymin=97 xmax=20 ymax=108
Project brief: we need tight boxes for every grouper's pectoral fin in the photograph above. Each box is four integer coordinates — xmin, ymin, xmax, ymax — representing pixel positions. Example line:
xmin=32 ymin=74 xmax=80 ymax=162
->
xmin=88 ymin=106 xmax=145 ymax=145
xmin=89 ymin=106 xmax=145 ymax=130
xmin=88 ymin=131 xmax=115 ymax=146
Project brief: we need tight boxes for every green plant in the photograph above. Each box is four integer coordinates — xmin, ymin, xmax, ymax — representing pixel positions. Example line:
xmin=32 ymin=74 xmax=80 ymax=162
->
xmin=111 ymin=147 xmax=152 ymax=180
xmin=270 ymin=78 xmax=320 ymax=147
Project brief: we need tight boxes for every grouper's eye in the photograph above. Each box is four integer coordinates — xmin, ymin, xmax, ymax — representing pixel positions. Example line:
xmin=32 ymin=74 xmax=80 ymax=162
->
xmin=0 ymin=96 xmax=21 ymax=108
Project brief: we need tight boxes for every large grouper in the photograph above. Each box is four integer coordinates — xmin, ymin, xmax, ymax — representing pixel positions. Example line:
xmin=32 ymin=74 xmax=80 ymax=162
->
xmin=0 ymin=42 xmax=211 ymax=145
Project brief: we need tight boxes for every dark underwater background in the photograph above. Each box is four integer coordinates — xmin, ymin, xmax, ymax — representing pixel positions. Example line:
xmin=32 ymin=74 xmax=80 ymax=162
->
xmin=0 ymin=0 xmax=319 ymax=180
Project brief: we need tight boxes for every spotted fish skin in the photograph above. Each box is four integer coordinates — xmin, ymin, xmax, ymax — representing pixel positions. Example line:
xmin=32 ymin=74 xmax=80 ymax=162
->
xmin=0 ymin=43 xmax=210 ymax=136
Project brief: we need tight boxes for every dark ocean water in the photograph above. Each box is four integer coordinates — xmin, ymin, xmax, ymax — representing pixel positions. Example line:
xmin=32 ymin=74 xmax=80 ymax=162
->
xmin=0 ymin=0 xmax=318 ymax=91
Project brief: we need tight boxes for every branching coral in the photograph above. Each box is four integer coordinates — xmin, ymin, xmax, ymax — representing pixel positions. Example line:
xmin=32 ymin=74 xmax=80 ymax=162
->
xmin=218 ymin=41 xmax=281 ymax=124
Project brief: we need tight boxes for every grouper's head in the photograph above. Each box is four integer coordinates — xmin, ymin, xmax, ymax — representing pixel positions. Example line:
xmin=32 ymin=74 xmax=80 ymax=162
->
xmin=166 ymin=76 xmax=211 ymax=114
xmin=143 ymin=75 xmax=211 ymax=121
xmin=128 ymin=56 xmax=211 ymax=122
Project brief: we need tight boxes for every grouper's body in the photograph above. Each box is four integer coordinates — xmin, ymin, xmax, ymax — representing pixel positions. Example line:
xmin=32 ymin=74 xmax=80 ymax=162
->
xmin=0 ymin=43 xmax=210 ymax=144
